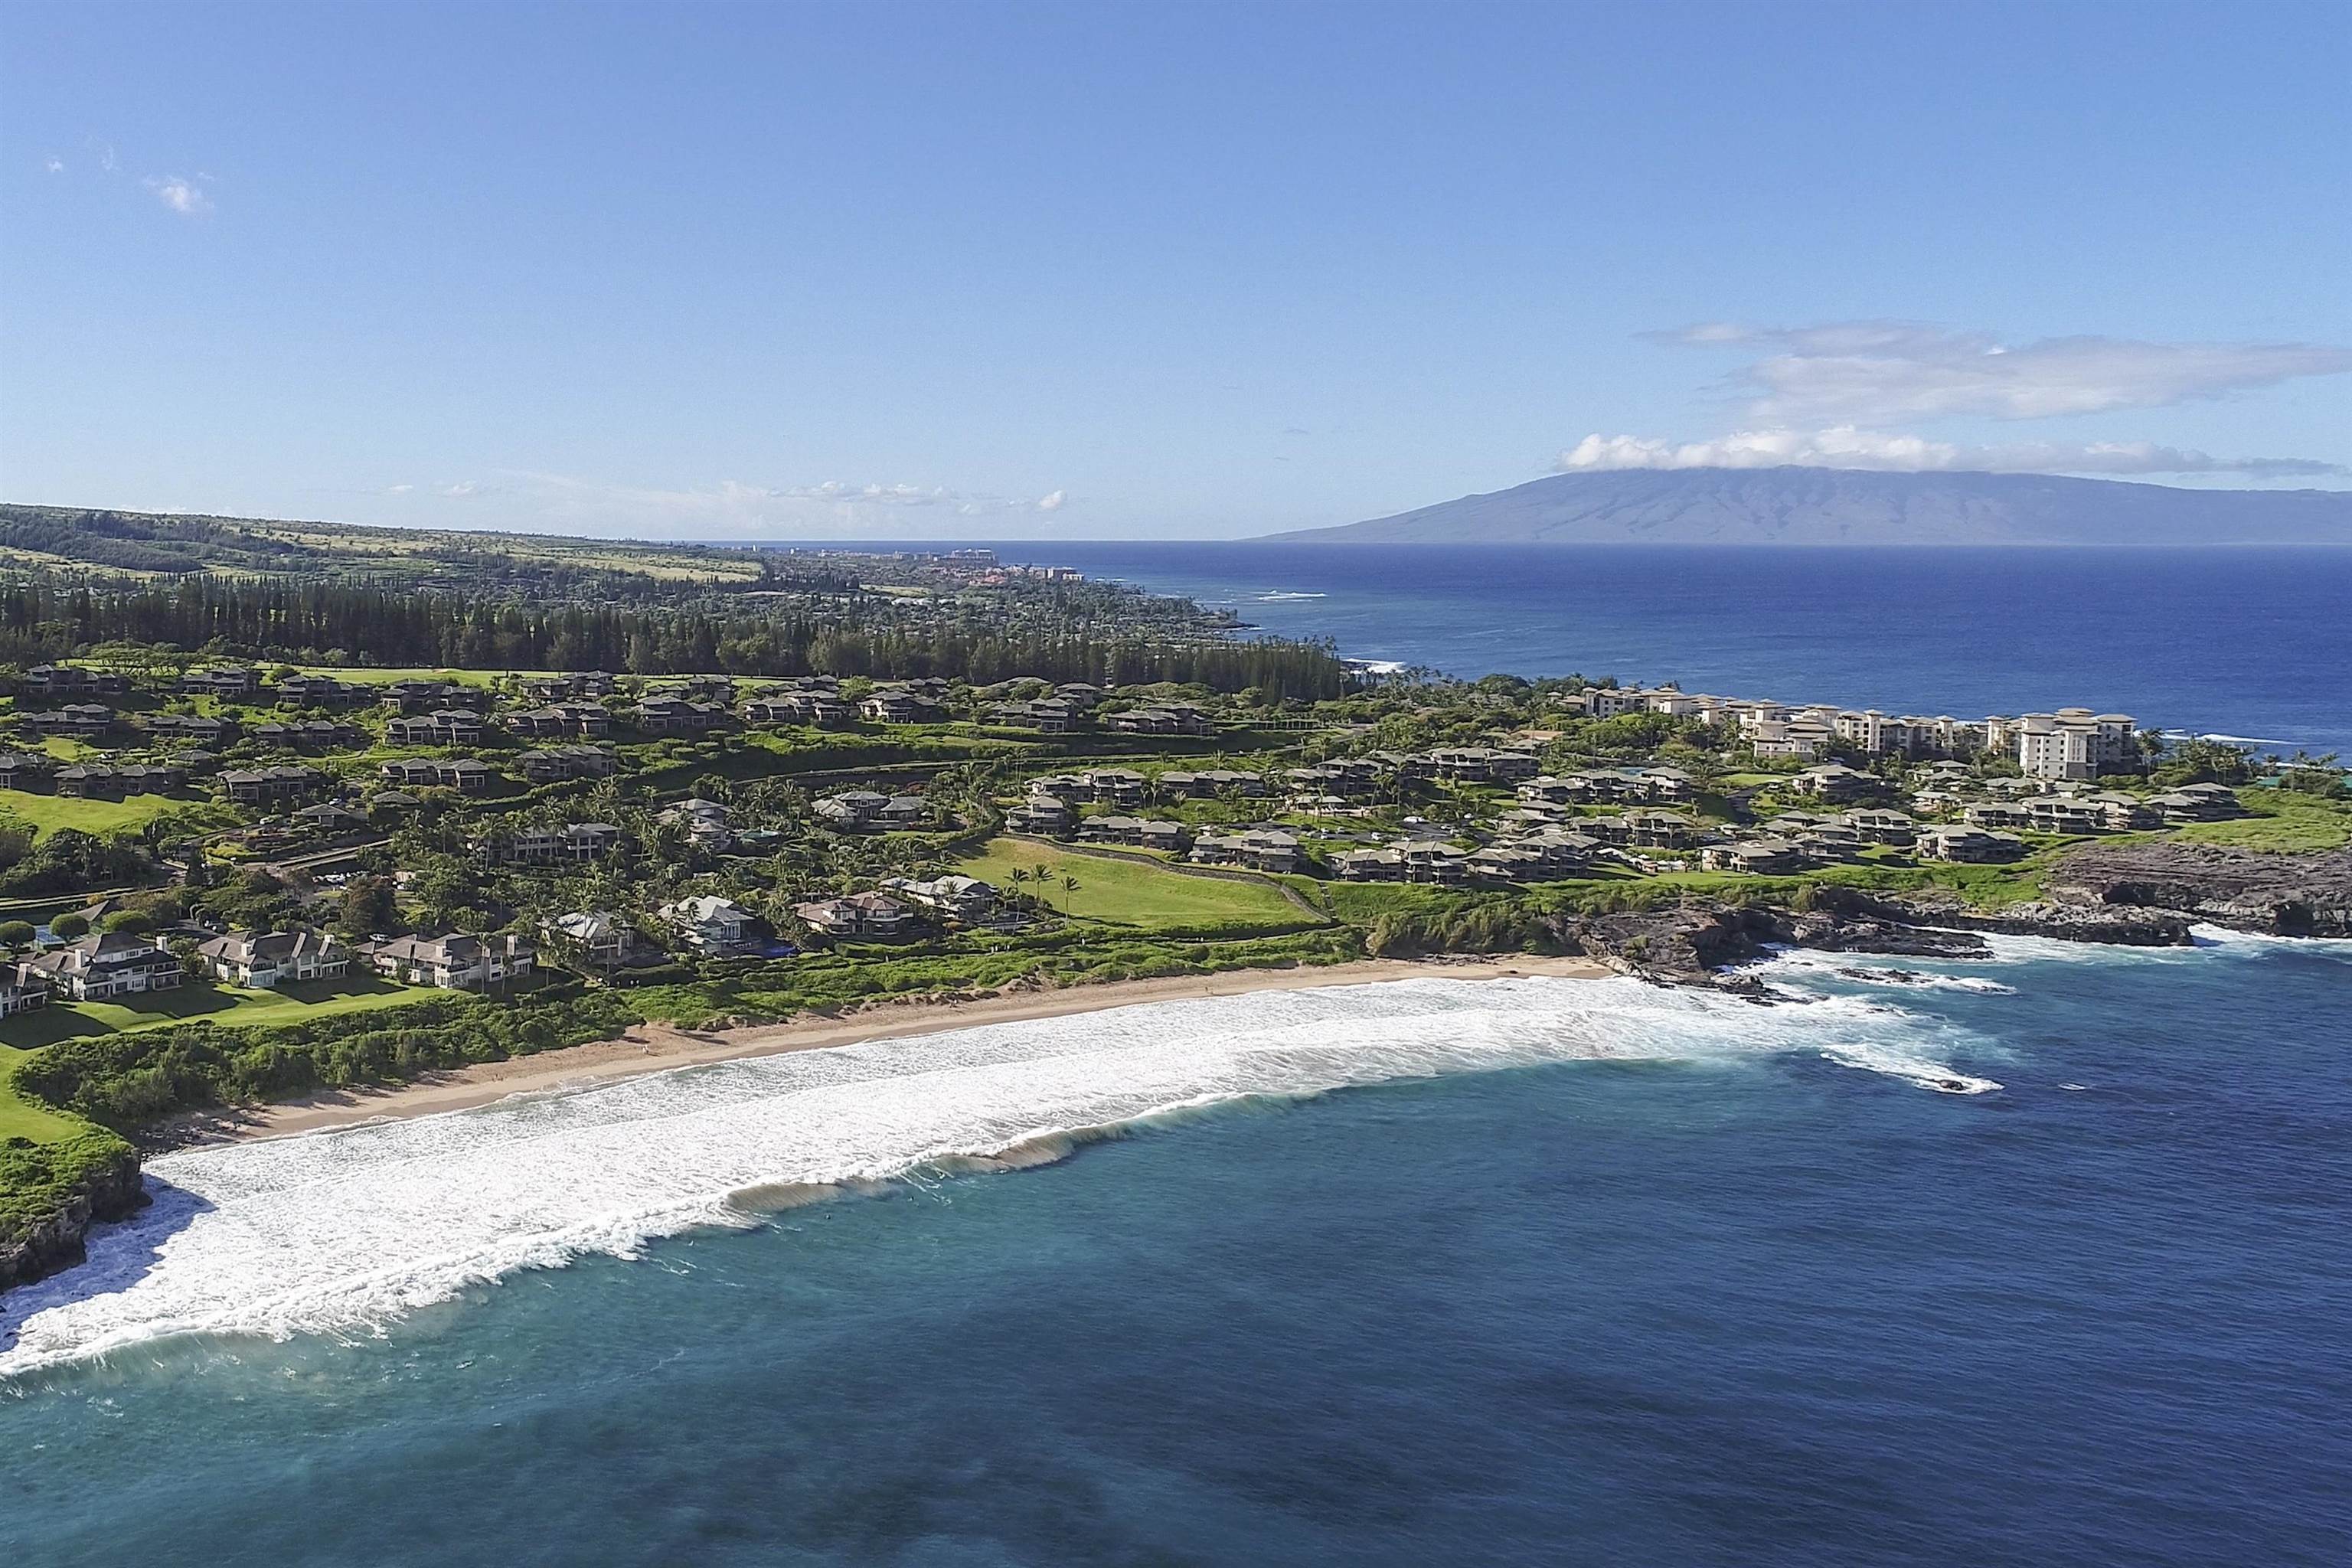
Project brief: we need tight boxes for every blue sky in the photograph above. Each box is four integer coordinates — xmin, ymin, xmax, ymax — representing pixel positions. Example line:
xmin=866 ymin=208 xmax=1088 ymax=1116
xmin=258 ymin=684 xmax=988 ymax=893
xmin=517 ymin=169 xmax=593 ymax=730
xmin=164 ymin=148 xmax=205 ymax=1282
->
xmin=4 ymin=0 xmax=2347 ymax=539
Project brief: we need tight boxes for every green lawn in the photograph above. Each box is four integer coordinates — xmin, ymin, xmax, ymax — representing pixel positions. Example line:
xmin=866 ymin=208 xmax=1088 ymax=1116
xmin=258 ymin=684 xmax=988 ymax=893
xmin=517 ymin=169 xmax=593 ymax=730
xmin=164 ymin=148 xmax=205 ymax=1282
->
xmin=2172 ymin=792 xmax=2350 ymax=853
xmin=956 ymin=838 xmax=1306 ymax=933
xmin=0 ymin=974 xmax=433 ymax=1049
xmin=0 ymin=789 xmax=236 ymax=841
xmin=294 ymin=665 xmax=500 ymax=687
xmin=0 ymin=1047 xmax=87 ymax=1142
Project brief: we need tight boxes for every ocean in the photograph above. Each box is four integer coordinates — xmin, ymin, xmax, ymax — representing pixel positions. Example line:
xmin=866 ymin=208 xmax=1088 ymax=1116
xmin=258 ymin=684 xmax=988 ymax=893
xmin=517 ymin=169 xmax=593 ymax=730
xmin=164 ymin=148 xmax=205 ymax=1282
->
xmin=1011 ymin=542 xmax=2352 ymax=756
xmin=5 ymin=939 xmax=2349 ymax=1566
xmin=5 ymin=546 xmax=2350 ymax=1566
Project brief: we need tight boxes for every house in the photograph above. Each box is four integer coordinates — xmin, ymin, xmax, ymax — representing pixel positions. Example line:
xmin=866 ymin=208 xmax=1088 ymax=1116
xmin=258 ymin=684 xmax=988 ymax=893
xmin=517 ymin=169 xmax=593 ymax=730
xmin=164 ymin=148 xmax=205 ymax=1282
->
xmin=1190 ymin=828 xmax=1303 ymax=873
xmin=1332 ymin=847 xmax=1405 ymax=881
xmin=385 ymin=708 xmax=486 ymax=745
xmin=366 ymin=933 xmax=537 ymax=990
xmin=0 ymin=752 xmax=50 ymax=790
xmin=0 ymin=962 xmax=52 ymax=1018
xmin=516 ymin=745 xmax=616 ymax=782
xmin=743 ymin=692 xmax=853 ymax=728
xmin=192 ymin=928 xmax=351 ymax=989
xmin=1425 ymin=746 xmax=1540 ymax=784
xmin=146 ymin=714 xmax=233 ymax=746
xmin=815 ymin=790 xmax=928 ymax=831
xmin=291 ymin=802 xmax=368 ymax=835
xmin=658 ymin=895 xmax=763 ymax=954
xmin=505 ymin=703 xmax=613 ymax=738
xmin=1160 ymin=768 xmax=1270 ymax=799
xmin=23 ymin=664 xmax=126 ymax=698
xmin=273 ymin=672 xmax=350 ymax=706
xmin=1964 ymin=802 xmax=2034 ymax=831
xmin=180 ymin=665 xmax=257 ymax=697
xmin=561 ymin=822 xmax=626 ymax=861
xmin=1617 ymin=809 xmax=1699 ymax=849
xmin=792 ymin=891 xmax=916 ymax=939
xmin=25 ymin=933 xmax=187 ymax=1001
xmin=2024 ymin=795 xmax=2110 ymax=835
xmin=379 ymin=680 xmax=472 ymax=712
xmin=1466 ymin=845 xmax=1549 ymax=884
xmin=880 ymin=874 xmax=998 ymax=923
xmin=860 ymin=688 xmax=946 ymax=724
xmin=2147 ymin=783 xmax=2238 ymax=822
xmin=1792 ymin=764 xmax=1879 ymax=803
xmin=442 ymin=757 xmax=495 ymax=793
xmin=19 ymin=704 xmax=117 ymax=737
xmin=1700 ymin=839 xmax=1809 ymax=875
xmin=1076 ymin=768 xmax=1150 ymax=806
xmin=632 ymin=697 xmax=730 ymax=733
xmin=1914 ymin=825 xmax=2027 ymax=864
xmin=544 ymin=910 xmax=639 ymax=969
xmin=988 ymin=698 xmax=1078 ymax=733
xmin=1841 ymin=808 xmax=1918 ymax=846
xmin=1005 ymin=793 xmax=1074 ymax=835
xmin=54 ymin=765 xmax=122 ymax=799
xmin=1078 ymin=815 xmax=1191 ymax=851
xmin=1107 ymin=703 xmax=1214 ymax=737
xmin=662 ymin=797 xmax=734 ymax=848
xmin=1396 ymin=838 xmax=1472 ymax=884
xmin=379 ymin=758 xmax=445 ymax=788
xmin=220 ymin=764 xmax=324 ymax=805
xmin=1517 ymin=828 xmax=1604 ymax=875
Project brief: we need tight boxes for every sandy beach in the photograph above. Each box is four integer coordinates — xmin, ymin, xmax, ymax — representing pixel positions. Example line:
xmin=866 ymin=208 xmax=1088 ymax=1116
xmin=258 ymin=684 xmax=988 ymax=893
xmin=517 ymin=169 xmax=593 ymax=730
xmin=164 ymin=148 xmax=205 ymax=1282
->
xmin=161 ymin=956 xmax=1613 ymax=1148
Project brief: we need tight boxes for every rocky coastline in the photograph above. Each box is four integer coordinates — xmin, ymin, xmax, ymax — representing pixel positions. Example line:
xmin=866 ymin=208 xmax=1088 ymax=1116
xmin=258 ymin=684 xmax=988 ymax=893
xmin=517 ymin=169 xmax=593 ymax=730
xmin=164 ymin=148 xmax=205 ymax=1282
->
xmin=1553 ymin=840 xmax=2350 ymax=991
xmin=0 ymin=1144 xmax=148 ymax=1295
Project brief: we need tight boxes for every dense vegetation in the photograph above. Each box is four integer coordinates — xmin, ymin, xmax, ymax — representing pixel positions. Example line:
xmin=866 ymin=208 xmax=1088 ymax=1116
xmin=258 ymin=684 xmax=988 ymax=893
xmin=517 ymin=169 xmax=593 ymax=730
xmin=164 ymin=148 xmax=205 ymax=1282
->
xmin=0 ymin=576 xmax=1348 ymax=697
xmin=18 ymin=988 xmax=641 ymax=1129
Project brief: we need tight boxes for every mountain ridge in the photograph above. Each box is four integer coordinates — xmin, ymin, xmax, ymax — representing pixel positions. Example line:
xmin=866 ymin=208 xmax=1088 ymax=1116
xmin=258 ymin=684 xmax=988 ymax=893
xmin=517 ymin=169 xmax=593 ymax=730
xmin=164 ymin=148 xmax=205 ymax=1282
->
xmin=1261 ymin=468 xmax=2352 ymax=546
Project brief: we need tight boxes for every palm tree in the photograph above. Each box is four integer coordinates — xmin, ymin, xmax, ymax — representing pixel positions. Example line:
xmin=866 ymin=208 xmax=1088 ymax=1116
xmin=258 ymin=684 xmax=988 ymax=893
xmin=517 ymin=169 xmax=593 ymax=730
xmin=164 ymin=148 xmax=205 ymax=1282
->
xmin=1061 ymin=874 xmax=1080 ymax=913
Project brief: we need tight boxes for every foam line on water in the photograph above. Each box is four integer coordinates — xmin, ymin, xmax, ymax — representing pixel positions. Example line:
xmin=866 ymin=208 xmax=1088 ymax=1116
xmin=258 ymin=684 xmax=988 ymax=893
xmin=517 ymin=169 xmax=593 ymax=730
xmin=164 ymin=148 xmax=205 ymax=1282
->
xmin=0 ymin=975 xmax=1998 ymax=1377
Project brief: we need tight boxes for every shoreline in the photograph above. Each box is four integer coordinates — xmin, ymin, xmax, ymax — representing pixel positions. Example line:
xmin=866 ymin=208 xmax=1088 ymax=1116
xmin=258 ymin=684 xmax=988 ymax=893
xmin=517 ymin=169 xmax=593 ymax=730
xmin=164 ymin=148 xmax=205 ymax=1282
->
xmin=160 ymin=956 xmax=1614 ymax=1148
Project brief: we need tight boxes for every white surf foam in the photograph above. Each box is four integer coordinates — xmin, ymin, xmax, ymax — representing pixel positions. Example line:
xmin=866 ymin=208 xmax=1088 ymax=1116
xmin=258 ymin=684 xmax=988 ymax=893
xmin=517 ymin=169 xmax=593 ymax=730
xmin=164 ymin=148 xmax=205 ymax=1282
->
xmin=0 ymin=975 xmax=2001 ymax=1377
xmin=1753 ymin=952 xmax=2018 ymax=996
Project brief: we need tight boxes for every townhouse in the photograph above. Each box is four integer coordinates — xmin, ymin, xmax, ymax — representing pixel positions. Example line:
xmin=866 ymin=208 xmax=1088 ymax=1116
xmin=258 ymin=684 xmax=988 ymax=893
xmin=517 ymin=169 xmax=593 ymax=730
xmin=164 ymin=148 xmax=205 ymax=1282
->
xmin=192 ymin=928 xmax=351 ymax=989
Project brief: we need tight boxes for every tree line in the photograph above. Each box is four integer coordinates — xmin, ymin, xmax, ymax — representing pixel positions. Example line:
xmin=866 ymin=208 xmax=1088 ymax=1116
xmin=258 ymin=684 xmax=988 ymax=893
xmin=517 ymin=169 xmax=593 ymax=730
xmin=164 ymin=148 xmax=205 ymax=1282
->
xmin=0 ymin=577 xmax=1351 ymax=697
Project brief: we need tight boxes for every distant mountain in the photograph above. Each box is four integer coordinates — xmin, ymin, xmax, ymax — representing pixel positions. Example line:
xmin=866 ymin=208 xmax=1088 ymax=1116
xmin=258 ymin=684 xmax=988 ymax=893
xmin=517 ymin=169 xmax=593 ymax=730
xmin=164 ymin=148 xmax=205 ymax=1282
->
xmin=1263 ymin=468 xmax=2352 ymax=546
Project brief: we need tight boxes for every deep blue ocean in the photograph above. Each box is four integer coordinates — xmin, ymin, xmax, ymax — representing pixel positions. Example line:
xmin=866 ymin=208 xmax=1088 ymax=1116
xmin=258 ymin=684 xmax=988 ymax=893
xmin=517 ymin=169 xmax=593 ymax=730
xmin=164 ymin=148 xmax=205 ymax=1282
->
xmin=4 ymin=546 xmax=2350 ymax=1566
xmin=1018 ymin=543 xmax=2352 ymax=756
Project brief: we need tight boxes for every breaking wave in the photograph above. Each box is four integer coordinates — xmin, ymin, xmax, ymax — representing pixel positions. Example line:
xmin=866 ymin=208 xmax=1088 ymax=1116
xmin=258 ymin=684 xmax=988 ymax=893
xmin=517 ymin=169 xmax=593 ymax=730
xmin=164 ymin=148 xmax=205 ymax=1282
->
xmin=1 ymin=975 xmax=2005 ymax=1377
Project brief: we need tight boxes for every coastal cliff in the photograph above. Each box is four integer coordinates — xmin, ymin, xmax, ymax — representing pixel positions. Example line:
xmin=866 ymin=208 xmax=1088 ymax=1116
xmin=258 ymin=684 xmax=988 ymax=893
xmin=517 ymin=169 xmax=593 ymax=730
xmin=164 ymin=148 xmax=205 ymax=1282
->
xmin=1 ymin=1133 xmax=149 ymax=1295
xmin=2047 ymin=841 xmax=2352 ymax=938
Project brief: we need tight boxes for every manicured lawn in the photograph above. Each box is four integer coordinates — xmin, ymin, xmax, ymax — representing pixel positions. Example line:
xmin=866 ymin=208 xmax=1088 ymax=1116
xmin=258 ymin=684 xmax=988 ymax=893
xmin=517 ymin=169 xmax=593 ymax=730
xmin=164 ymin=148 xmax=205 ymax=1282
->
xmin=0 ymin=1047 xmax=87 ymax=1142
xmin=296 ymin=665 xmax=498 ymax=687
xmin=956 ymin=838 xmax=1306 ymax=932
xmin=2173 ymin=793 xmax=2350 ymax=853
xmin=0 ymin=789 xmax=236 ymax=841
xmin=0 ymin=975 xmax=433 ymax=1049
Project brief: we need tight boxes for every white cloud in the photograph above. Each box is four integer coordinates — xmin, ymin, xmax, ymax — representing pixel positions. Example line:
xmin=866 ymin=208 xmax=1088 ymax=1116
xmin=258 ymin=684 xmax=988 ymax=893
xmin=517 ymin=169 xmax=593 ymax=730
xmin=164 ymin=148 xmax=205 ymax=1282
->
xmin=466 ymin=472 xmax=1073 ymax=537
xmin=96 ymin=142 xmax=118 ymax=174
xmin=44 ymin=157 xmax=65 ymax=175
xmin=385 ymin=484 xmax=415 ymax=495
xmin=1556 ymin=427 xmax=2342 ymax=479
xmin=1649 ymin=319 xmax=2352 ymax=423
xmin=442 ymin=480 xmax=489 ymax=498
xmin=145 ymin=175 xmax=212 ymax=216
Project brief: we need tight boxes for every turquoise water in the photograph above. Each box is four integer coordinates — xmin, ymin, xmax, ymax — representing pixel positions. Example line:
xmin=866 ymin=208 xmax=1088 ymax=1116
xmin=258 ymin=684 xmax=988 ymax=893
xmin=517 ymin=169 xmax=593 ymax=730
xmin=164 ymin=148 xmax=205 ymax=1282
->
xmin=5 ymin=935 xmax=2349 ymax=1566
